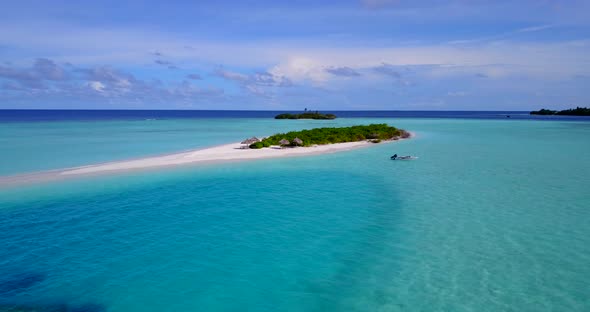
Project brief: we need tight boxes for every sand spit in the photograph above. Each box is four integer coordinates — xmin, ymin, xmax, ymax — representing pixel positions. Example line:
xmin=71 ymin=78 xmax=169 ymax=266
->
xmin=0 ymin=137 xmax=410 ymax=187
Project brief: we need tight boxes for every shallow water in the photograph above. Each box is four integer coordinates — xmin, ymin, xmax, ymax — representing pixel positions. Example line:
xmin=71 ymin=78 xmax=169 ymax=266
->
xmin=1 ymin=118 xmax=589 ymax=311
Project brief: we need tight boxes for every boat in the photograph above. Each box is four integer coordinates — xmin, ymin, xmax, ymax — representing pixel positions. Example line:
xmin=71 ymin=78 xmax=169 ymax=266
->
xmin=390 ymin=155 xmax=418 ymax=160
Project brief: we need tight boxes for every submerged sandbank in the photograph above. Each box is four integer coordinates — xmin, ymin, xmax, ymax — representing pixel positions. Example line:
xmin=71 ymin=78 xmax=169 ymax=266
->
xmin=0 ymin=137 xmax=410 ymax=187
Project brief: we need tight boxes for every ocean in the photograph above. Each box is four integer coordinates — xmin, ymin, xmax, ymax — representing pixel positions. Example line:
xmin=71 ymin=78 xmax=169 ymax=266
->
xmin=0 ymin=111 xmax=589 ymax=311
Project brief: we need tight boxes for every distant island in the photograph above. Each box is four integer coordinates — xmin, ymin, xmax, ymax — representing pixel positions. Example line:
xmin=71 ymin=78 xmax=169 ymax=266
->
xmin=249 ymin=124 xmax=409 ymax=149
xmin=275 ymin=111 xmax=337 ymax=120
xmin=530 ymin=107 xmax=590 ymax=116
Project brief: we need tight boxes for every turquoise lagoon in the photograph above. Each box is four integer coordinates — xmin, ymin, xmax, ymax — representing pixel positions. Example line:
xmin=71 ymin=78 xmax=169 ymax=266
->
xmin=0 ymin=117 xmax=589 ymax=311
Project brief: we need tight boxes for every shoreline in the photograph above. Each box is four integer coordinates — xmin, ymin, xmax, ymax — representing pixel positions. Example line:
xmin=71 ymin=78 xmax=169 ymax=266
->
xmin=0 ymin=136 xmax=411 ymax=187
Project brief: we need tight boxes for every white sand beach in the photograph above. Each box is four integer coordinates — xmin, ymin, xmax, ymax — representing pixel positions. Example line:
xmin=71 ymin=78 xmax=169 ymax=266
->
xmin=61 ymin=141 xmax=379 ymax=175
xmin=0 ymin=138 xmax=409 ymax=187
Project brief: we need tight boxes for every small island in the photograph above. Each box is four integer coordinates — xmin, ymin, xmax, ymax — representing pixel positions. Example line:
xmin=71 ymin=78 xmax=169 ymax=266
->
xmin=275 ymin=111 xmax=337 ymax=120
xmin=530 ymin=107 xmax=590 ymax=116
xmin=249 ymin=124 xmax=409 ymax=149
xmin=1 ymin=124 xmax=412 ymax=184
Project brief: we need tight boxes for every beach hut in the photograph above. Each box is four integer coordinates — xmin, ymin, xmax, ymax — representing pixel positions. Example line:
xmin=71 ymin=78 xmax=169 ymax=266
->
xmin=241 ymin=137 xmax=260 ymax=148
xmin=293 ymin=137 xmax=303 ymax=146
xmin=279 ymin=139 xmax=290 ymax=147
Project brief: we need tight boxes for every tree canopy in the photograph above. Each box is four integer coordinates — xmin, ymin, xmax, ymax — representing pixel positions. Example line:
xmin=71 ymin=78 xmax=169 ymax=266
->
xmin=274 ymin=112 xmax=337 ymax=120
xmin=531 ymin=107 xmax=590 ymax=116
xmin=249 ymin=124 xmax=408 ymax=149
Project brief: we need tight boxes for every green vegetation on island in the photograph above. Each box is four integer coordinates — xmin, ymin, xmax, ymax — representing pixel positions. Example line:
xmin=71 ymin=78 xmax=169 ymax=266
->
xmin=530 ymin=107 xmax=590 ymax=116
xmin=249 ymin=124 xmax=409 ymax=149
xmin=275 ymin=111 xmax=337 ymax=120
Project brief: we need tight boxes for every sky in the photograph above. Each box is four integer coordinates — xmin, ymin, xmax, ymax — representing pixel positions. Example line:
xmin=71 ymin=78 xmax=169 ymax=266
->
xmin=0 ymin=0 xmax=589 ymax=110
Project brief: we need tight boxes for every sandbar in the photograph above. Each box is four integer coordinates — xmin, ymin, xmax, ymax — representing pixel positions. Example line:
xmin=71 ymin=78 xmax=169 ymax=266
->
xmin=0 ymin=137 xmax=409 ymax=187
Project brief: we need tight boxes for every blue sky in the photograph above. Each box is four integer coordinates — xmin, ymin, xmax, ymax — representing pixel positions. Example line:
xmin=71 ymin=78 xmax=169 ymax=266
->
xmin=1 ymin=0 xmax=589 ymax=110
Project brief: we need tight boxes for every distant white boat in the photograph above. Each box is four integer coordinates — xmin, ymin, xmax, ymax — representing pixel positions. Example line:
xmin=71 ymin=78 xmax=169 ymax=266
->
xmin=390 ymin=155 xmax=418 ymax=160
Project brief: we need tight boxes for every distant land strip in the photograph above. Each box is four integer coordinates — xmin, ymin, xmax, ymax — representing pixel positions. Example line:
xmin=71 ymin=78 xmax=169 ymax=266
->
xmin=530 ymin=107 xmax=590 ymax=116
xmin=275 ymin=111 xmax=337 ymax=120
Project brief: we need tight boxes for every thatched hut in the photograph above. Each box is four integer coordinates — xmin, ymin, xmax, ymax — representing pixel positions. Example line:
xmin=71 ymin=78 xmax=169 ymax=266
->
xmin=279 ymin=139 xmax=290 ymax=147
xmin=241 ymin=137 xmax=260 ymax=148
xmin=293 ymin=137 xmax=303 ymax=146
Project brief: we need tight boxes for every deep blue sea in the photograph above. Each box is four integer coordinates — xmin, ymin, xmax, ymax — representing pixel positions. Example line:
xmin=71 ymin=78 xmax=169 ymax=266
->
xmin=2 ymin=109 xmax=590 ymax=122
xmin=1 ymin=110 xmax=589 ymax=311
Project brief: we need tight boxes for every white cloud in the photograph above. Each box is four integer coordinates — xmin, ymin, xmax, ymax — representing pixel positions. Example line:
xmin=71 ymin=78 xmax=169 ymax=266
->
xmin=88 ymin=81 xmax=105 ymax=92
xmin=269 ymin=57 xmax=330 ymax=84
xmin=516 ymin=24 xmax=556 ymax=33
xmin=1 ymin=22 xmax=589 ymax=88
xmin=215 ymin=68 xmax=249 ymax=82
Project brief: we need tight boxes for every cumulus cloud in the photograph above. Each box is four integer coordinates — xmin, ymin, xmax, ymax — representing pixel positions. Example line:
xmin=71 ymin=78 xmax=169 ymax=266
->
xmin=269 ymin=57 xmax=330 ymax=84
xmin=250 ymin=72 xmax=292 ymax=87
xmin=325 ymin=66 xmax=361 ymax=77
xmin=33 ymin=58 xmax=66 ymax=80
xmin=0 ymin=58 xmax=224 ymax=104
xmin=0 ymin=64 xmax=43 ymax=89
xmin=371 ymin=63 xmax=418 ymax=86
xmin=88 ymin=81 xmax=106 ymax=92
xmin=215 ymin=68 xmax=249 ymax=82
xmin=1 ymin=20 xmax=588 ymax=84
xmin=0 ymin=58 xmax=70 ymax=89
xmin=0 ymin=1 xmax=589 ymax=109
xmin=76 ymin=66 xmax=221 ymax=99
xmin=77 ymin=66 xmax=136 ymax=93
